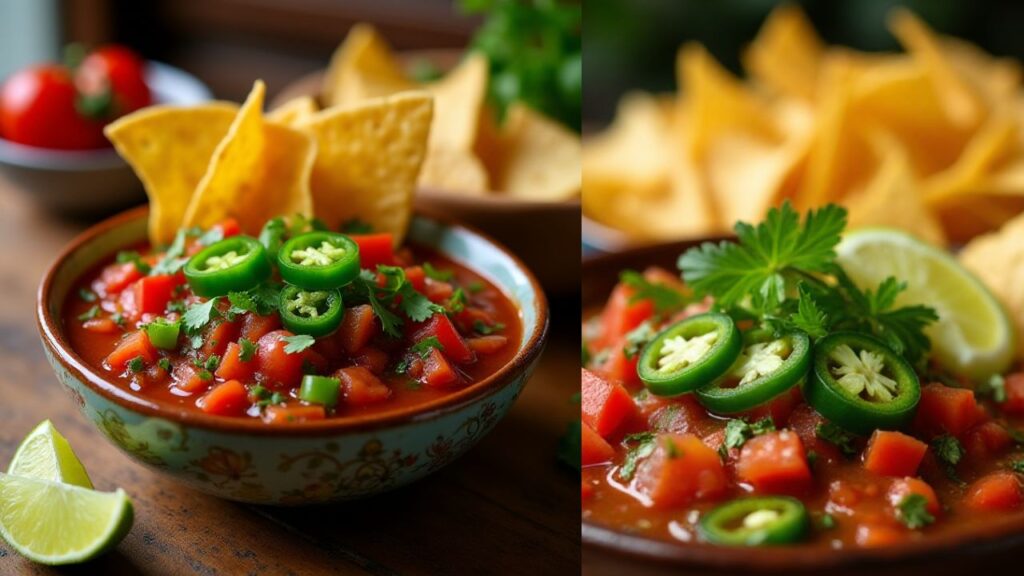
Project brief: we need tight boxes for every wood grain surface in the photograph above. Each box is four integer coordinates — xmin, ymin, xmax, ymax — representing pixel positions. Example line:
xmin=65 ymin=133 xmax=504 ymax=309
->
xmin=0 ymin=180 xmax=581 ymax=575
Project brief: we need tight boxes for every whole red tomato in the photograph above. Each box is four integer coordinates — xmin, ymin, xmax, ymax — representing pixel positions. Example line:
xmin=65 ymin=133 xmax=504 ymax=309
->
xmin=0 ymin=65 xmax=107 ymax=149
xmin=76 ymin=45 xmax=152 ymax=115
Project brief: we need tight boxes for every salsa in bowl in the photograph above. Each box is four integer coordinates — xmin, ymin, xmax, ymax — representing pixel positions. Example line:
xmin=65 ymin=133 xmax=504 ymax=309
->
xmin=37 ymin=207 xmax=547 ymax=504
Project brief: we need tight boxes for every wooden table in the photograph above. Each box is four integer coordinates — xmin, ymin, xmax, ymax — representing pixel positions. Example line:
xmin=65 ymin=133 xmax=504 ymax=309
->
xmin=0 ymin=179 xmax=581 ymax=575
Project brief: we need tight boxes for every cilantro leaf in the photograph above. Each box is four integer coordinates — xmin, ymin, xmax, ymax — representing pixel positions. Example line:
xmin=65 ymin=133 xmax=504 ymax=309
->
xmin=619 ymin=270 xmax=693 ymax=314
xmin=897 ymin=494 xmax=935 ymax=529
xmin=721 ymin=417 xmax=775 ymax=455
xmin=126 ymin=356 xmax=145 ymax=373
xmin=238 ymin=338 xmax=256 ymax=362
xmin=282 ymin=334 xmax=316 ymax=354
xmin=931 ymin=434 xmax=965 ymax=482
xmin=618 ymin=432 xmax=656 ymax=481
xmin=78 ymin=305 xmax=100 ymax=322
xmin=182 ymin=298 xmax=220 ymax=334
xmin=410 ymin=336 xmax=444 ymax=358
xmin=788 ymin=284 xmax=829 ymax=339
xmin=78 ymin=288 xmax=97 ymax=302
xmin=116 ymin=250 xmax=151 ymax=275
xmin=227 ymin=284 xmax=282 ymax=316
xmin=622 ymin=320 xmax=657 ymax=360
xmin=679 ymin=202 xmax=846 ymax=311
xmin=474 ymin=319 xmax=505 ymax=335
xmin=423 ymin=262 xmax=454 ymax=282
xmin=1009 ymin=459 xmax=1024 ymax=473
xmin=151 ymin=228 xmax=191 ymax=275
xmin=400 ymin=287 xmax=445 ymax=322
xmin=816 ymin=422 xmax=859 ymax=456
xmin=157 ymin=358 xmax=172 ymax=372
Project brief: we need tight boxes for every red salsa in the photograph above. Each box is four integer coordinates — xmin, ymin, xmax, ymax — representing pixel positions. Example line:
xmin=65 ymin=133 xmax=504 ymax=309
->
xmin=65 ymin=217 xmax=520 ymax=423
xmin=583 ymin=266 xmax=1024 ymax=549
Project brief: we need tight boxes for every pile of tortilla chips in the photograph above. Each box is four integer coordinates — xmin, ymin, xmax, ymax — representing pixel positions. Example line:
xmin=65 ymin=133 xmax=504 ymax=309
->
xmin=322 ymin=24 xmax=581 ymax=202
xmin=583 ymin=6 xmax=1024 ymax=246
xmin=105 ymin=80 xmax=433 ymax=247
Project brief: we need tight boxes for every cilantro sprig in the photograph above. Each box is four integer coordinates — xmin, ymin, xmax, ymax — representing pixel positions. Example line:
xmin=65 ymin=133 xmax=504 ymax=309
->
xmin=344 ymin=266 xmax=445 ymax=338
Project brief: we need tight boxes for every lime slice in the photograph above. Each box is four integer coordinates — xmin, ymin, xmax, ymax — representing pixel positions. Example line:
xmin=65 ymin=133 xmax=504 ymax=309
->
xmin=836 ymin=229 xmax=1014 ymax=380
xmin=0 ymin=473 xmax=132 ymax=565
xmin=8 ymin=421 xmax=92 ymax=489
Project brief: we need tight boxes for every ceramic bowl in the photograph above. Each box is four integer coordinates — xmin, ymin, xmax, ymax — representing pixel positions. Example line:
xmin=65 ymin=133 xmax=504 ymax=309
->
xmin=273 ymin=53 xmax=581 ymax=296
xmin=582 ymin=240 xmax=1024 ymax=575
xmin=37 ymin=207 xmax=548 ymax=504
xmin=0 ymin=62 xmax=211 ymax=215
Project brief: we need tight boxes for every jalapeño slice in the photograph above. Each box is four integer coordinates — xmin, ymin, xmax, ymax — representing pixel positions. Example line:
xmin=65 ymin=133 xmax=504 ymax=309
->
xmin=698 ymin=496 xmax=809 ymax=546
xmin=805 ymin=332 xmax=920 ymax=435
xmin=258 ymin=217 xmax=287 ymax=263
xmin=637 ymin=312 xmax=741 ymax=396
xmin=183 ymin=235 xmax=271 ymax=297
xmin=277 ymin=232 xmax=360 ymax=290
xmin=278 ymin=285 xmax=343 ymax=337
xmin=696 ymin=331 xmax=811 ymax=414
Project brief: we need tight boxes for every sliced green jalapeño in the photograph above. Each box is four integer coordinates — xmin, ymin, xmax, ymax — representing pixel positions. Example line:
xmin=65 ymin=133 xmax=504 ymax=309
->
xmin=184 ymin=235 xmax=271 ymax=297
xmin=698 ymin=496 xmax=809 ymax=546
xmin=277 ymin=231 xmax=360 ymax=290
xmin=637 ymin=312 xmax=741 ymax=396
xmin=696 ymin=331 xmax=810 ymax=414
xmin=805 ymin=332 xmax=920 ymax=435
xmin=278 ymin=285 xmax=343 ymax=337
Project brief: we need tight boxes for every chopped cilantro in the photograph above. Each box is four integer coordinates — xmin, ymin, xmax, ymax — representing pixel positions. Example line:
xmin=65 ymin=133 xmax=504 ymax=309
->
xmin=166 ymin=299 xmax=187 ymax=314
xmin=466 ymin=280 xmax=485 ymax=294
xmin=897 ymin=494 xmax=935 ymax=529
xmin=227 ymin=284 xmax=281 ymax=316
xmin=116 ymin=250 xmax=151 ymax=274
xmin=622 ymin=320 xmax=657 ymax=360
xmin=446 ymin=287 xmax=467 ymax=313
xmin=1009 ymin=459 xmax=1024 ymax=473
xmin=345 ymin=266 xmax=443 ymax=338
xmin=931 ymin=434 xmax=965 ymax=483
xmin=410 ymin=337 xmax=444 ymax=358
xmin=282 ymin=334 xmax=316 ymax=354
xmin=78 ymin=305 xmax=100 ymax=322
xmin=126 ymin=356 xmax=145 ymax=373
xmin=423 ymin=262 xmax=455 ymax=282
xmin=618 ymin=432 xmax=656 ymax=481
xmin=721 ymin=417 xmax=775 ymax=456
xmin=197 ymin=227 xmax=224 ymax=247
xmin=820 ymin=513 xmax=836 ymax=529
xmin=978 ymin=374 xmax=1007 ymax=403
xmin=197 ymin=369 xmax=213 ymax=381
xmin=816 ymin=422 xmax=858 ymax=457
xmin=238 ymin=338 xmax=256 ymax=362
xmin=151 ymin=228 xmax=191 ymax=275
xmin=111 ymin=313 xmax=125 ymax=326
xmin=619 ymin=269 xmax=693 ymax=314
xmin=182 ymin=298 xmax=220 ymax=333
xmin=78 ymin=288 xmax=97 ymax=302
xmin=204 ymin=355 xmax=221 ymax=371
xmin=473 ymin=319 xmax=506 ymax=335
xmin=189 ymin=334 xmax=204 ymax=350
xmin=157 ymin=358 xmax=172 ymax=372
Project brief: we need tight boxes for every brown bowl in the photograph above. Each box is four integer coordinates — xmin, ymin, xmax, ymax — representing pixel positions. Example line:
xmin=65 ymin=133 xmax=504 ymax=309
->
xmin=272 ymin=52 xmax=581 ymax=296
xmin=582 ymin=239 xmax=1024 ymax=575
xmin=37 ymin=206 xmax=549 ymax=504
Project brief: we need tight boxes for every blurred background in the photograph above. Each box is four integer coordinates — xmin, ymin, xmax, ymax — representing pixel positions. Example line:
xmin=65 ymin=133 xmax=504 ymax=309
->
xmin=585 ymin=0 xmax=1024 ymax=126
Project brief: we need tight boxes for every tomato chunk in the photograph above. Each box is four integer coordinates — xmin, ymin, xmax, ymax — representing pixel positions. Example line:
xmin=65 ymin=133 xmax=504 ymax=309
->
xmin=173 ymin=362 xmax=211 ymax=393
xmin=466 ymin=335 xmax=508 ymax=355
xmin=351 ymin=233 xmax=395 ymax=269
xmin=855 ymin=523 xmax=907 ymax=548
xmin=887 ymin=477 xmax=941 ymax=518
xmin=96 ymin=262 xmax=143 ymax=295
xmin=1001 ymin=373 xmax=1024 ymax=415
xmin=256 ymin=330 xmax=306 ymax=389
xmin=337 ymin=304 xmax=378 ymax=354
xmin=913 ymin=383 xmax=984 ymax=438
xmin=132 ymin=274 xmax=179 ymax=315
xmin=598 ymin=283 xmax=654 ymax=349
xmin=736 ymin=430 xmax=812 ymax=494
xmin=216 ymin=341 xmax=255 ymax=382
xmin=202 ymin=318 xmax=240 ymax=357
xmin=241 ymin=313 xmax=281 ymax=343
xmin=581 ymin=421 xmax=615 ymax=466
xmin=581 ymin=368 xmax=640 ymax=439
xmin=336 ymin=366 xmax=392 ymax=406
xmin=963 ymin=421 xmax=1013 ymax=464
xmin=414 ymin=315 xmax=474 ymax=364
xmin=200 ymin=380 xmax=248 ymax=416
xmin=634 ymin=433 xmax=727 ymax=508
xmin=596 ymin=340 xmax=641 ymax=389
xmin=964 ymin=472 xmax=1023 ymax=511
xmin=420 ymin=347 xmax=458 ymax=388
xmin=263 ymin=404 xmax=325 ymax=423
xmin=105 ymin=330 xmax=157 ymax=371
xmin=863 ymin=430 xmax=928 ymax=477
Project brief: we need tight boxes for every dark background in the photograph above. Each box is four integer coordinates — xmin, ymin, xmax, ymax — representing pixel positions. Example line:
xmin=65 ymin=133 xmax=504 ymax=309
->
xmin=584 ymin=0 xmax=1024 ymax=125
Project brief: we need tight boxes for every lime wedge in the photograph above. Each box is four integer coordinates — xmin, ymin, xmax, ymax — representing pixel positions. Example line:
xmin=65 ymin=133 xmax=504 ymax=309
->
xmin=0 ymin=473 xmax=132 ymax=565
xmin=836 ymin=229 xmax=1014 ymax=380
xmin=8 ymin=421 xmax=92 ymax=489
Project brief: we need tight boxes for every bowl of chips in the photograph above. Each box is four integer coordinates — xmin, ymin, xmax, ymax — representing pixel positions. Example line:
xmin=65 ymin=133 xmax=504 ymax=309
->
xmin=0 ymin=62 xmax=211 ymax=215
xmin=583 ymin=6 xmax=1024 ymax=253
xmin=271 ymin=25 xmax=581 ymax=294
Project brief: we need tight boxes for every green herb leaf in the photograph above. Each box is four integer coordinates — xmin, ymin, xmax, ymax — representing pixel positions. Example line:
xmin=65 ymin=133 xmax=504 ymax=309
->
xmin=157 ymin=358 xmax=171 ymax=372
xmin=816 ymin=422 xmax=859 ymax=457
xmin=182 ymin=298 xmax=220 ymax=334
xmin=423 ymin=262 xmax=454 ymax=282
xmin=116 ymin=250 xmax=152 ymax=274
xmin=622 ymin=320 xmax=657 ymax=360
xmin=473 ymin=319 xmax=506 ymax=335
xmin=722 ymin=417 xmax=776 ymax=454
xmin=466 ymin=281 xmax=485 ymax=294
xmin=126 ymin=356 xmax=145 ymax=373
xmin=978 ymin=374 xmax=1007 ymax=403
xmin=897 ymin=494 xmax=935 ymax=530
xmin=1008 ymin=459 xmax=1024 ymax=473
xmin=78 ymin=288 xmax=97 ymax=302
xmin=238 ymin=338 xmax=256 ymax=362
xmin=931 ymin=434 xmax=965 ymax=483
xmin=618 ymin=432 xmax=656 ymax=481
xmin=78 ymin=305 xmax=100 ymax=322
xmin=282 ymin=334 xmax=316 ymax=354
xmin=204 ymin=355 xmax=221 ymax=371
xmin=410 ymin=336 xmax=444 ymax=358
xmin=619 ymin=270 xmax=693 ymax=314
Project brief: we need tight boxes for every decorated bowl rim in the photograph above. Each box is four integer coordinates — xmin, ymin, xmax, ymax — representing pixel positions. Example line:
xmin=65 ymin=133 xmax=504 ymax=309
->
xmin=37 ymin=206 xmax=549 ymax=436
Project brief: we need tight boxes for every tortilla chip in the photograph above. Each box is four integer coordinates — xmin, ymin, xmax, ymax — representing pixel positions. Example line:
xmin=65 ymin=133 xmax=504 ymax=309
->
xmin=183 ymin=81 xmax=316 ymax=234
xmin=583 ymin=92 xmax=675 ymax=185
xmin=267 ymin=96 xmax=318 ymax=126
xmin=298 ymin=91 xmax=433 ymax=245
xmin=425 ymin=53 xmax=488 ymax=152
xmin=491 ymin=103 xmax=581 ymax=201
xmin=322 ymin=24 xmax=412 ymax=107
xmin=104 ymin=103 xmax=239 ymax=245
xmin=959 ymin=213 xmax=1024 ymax=357
xmin=743 ymin=4 xmax=825 ymax=100
xmin=924 ymin=113 xmax=1018 ymax=204
xmin=418 ymin=146 xmax=490 ymax=195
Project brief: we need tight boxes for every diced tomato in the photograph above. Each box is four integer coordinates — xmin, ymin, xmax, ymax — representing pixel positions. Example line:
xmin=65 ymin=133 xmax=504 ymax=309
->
xmin=105 ymin=330 xmax=157 ymax=371
xmin=581 ymin=368 xmax=641 ymax=439
xmin=352 ymin=347 xmax=388 ymax=374
xmin=404 ymin=266 xmax=427 ymax=291
xmin=95 ymin=262 xmax=143 ymax=295
xmin=263 ymin=404 xmax=326 ymax=423
xmin=337 ymin=305 xmax=378 ymax=354
xmin=598 ymin=283 xmax=654 ymax=349
xmin=214 ymin=217 xmax=241 ymax=238
xmin=423 ymin=278 xmax=454 ymax=303
xmin=173 ymin=362 xmax=212 ymax=393
xmin=241 ymin=313 xmax=280 ymax=343
xmin=420 ymin=347 xmax=458 ymax=388
xmin=634 ymin=433 xmax=728 ymax=508
xmin=913 ymin=383 xmax=984 ymax=438
xmin=887 ymin=477 xmax=941 ymax=518
xmin=582 ymin=421 xmax=615 ymax=466
xmin=863 ymin=431 xmax=928 ymax=477
xmin=336 ymin=366 xmax=392 ymax=406
xmin=787 ymin=404 xmax=842 ymax=463
xmin=1001 ymin=373 xmax=1024 ymax=415
xmin=963 ymin=421 xmax=1013 ymax=464
xmin=202 ymin=318 xmax=241 ymax=357
xmin=596 ymin=341 xmax=641 ymax=389
xmin=466 ymin=335 xmax=508 ymax=355
xmin=256 ymin=330 xmax=307 ymax=389
xmin=216 ymin=341 xmax=255 ymax=382
xmin=414 ymin=314 xmax=474 ymax=364
xmin=742 ymin=387 xmax=803 ymax=428
xmin=964 ymin=472 xmax=1023 ymax=511
xmin=200 ymin=380 xmax=248 ymax=416
xmin=855 ymin=523 xmax=907 ymax=548
xmin=132 ymin=274 xmax=179 ymax=315
xmin=736 ymin=430 xmax=812 ymax=494
xmin=82 ymin=318 xmax=119 ymax=334
xmin=351 ymin=233 xmax=395 ymax=269
xmin=647 ymin=395 xmax=710 ymax=435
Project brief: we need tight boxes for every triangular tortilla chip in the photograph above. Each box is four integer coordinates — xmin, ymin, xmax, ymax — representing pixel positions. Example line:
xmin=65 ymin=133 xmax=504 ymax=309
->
xmin=425 ymin=54 xmax=488 ymax=152
xmin=743 ymin=4 xmax=825 ymax=100
xmin=183 ymin=81 xmax=316 ymax=234
xmin=298 ymin=92 xmax=433 ymax=245
xmin=418 ymin=147 xmax=490 ymax=195
xmin=267 ymin=96 xmax=318 ymax=127
xmin=583 ymin=91 xmax=675 ymax=186
xmin=322 ymin=24 xmax=413 ymax=107
xmin=491 ymin=103 xmax=581 ymax=201
xmin=104 ymin=103 xmax=239 ymax=245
